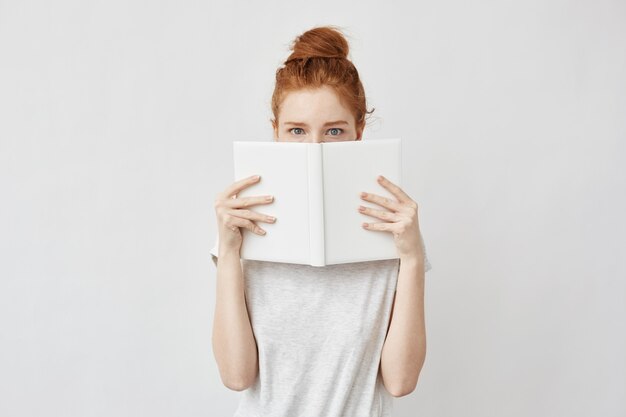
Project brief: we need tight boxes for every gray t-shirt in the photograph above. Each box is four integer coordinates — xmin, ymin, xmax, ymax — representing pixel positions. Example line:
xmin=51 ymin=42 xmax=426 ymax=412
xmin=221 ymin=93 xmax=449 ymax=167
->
xmin=210 ymin=234 xmax=432 ymax=417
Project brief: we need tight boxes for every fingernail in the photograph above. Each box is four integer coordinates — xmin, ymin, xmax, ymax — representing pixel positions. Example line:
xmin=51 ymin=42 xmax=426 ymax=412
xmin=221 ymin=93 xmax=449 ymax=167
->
xmin=360 ymin=192 xmax=367 ymax=198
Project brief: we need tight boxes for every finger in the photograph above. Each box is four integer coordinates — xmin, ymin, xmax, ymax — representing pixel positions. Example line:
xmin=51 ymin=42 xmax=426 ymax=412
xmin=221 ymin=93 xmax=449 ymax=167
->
xmin=222 ymin=174 xmax=261 ymax=198
xmin=222 ymin=194 xmax=274 ymax=209
xmin=361 ymin=221 xmax=396 ymax=232
xmin=230 ymin=208 xmax=276 ymax=224
xmin=225 ymin=214 xmax=266 ymax=235
xmin=376 ymin=175 xmax=412 ymax=204
xmin=360 ymin=191 xmax=402 ymax=212
xmin=357 ymin=205 xmax=401 ymax=222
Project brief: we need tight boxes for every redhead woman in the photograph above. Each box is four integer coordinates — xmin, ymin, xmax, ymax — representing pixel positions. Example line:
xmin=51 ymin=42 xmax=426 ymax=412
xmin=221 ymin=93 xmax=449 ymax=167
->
xmin=210 ymin=25 xmax=432 ymax=417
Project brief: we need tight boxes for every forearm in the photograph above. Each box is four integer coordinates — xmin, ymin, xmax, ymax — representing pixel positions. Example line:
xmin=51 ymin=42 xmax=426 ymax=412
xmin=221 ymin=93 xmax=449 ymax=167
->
xmin=380 ymin=256 xmax=427 ymax=397
xmin=211 ymin=245 xmax=258 ymax=391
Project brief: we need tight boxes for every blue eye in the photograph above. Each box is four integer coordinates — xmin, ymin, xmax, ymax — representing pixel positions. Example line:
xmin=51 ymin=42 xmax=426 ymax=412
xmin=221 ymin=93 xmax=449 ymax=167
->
xmin=327 ymin=128 xmax=343 ymax=136
xmin=290 ymin=128 xmax=305 ymax=135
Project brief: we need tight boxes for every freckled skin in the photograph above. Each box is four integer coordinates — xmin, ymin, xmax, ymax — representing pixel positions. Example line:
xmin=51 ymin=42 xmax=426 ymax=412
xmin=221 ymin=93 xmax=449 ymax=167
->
xmin=272 ymin=85 xmax=363 ymax=143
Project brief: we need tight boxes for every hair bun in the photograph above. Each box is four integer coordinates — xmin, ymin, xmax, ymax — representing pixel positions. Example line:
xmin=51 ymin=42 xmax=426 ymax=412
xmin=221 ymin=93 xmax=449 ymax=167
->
xmin=285 ymin=26 xmax=350 ymax=64
xmin=272 ymin=25 xmax=372 ymax=131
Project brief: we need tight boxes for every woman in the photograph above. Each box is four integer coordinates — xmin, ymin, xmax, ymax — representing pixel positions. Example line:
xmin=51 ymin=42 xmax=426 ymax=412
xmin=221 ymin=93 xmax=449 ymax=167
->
xmin=210 ymin=25 xmax=432 ymax=417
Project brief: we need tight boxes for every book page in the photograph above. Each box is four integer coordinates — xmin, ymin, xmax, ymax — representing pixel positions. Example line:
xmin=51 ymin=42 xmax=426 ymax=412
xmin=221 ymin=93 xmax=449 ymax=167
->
xmin=322 ymin=138 xmax=402 ymax=265
xmin=233 ymin=141 xmax=313 ymax=264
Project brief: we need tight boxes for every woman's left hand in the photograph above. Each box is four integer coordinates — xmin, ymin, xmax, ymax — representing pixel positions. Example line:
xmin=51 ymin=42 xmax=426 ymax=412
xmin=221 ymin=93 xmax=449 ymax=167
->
xmin=358 ymin=175 xmax=424 ymax=261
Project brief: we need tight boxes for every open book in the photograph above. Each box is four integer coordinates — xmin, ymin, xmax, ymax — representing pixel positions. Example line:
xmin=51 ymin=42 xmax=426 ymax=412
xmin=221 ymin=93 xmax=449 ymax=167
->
xmin=216 ymin=138 xmax=405 ymax=266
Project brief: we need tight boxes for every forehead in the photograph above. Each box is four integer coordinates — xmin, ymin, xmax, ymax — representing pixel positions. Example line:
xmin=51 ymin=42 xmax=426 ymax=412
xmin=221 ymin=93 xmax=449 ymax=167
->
xmin=278 ymin=86 xmax=354 ymax=125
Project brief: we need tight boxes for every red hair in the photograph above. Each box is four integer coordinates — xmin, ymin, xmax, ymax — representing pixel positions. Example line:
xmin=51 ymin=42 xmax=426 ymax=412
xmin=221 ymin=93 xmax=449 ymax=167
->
xmin=270 ymin=26 xmax=374 ymax=131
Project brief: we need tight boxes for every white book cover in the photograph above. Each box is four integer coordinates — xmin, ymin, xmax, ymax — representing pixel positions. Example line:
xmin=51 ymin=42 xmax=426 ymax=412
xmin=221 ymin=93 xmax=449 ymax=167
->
xmin=228 ymin=138 xmax=403 ymax=267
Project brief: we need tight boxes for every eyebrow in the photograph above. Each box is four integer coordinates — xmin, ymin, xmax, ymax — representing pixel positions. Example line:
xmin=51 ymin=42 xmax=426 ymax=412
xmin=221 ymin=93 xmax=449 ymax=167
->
xmin=283 ymin=120 xmax=349 ymax=127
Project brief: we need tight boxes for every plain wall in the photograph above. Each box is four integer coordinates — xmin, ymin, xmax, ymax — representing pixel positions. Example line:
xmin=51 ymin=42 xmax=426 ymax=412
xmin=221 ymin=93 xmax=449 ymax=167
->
xmin=1 ymin=0 xmax=624 ymax=416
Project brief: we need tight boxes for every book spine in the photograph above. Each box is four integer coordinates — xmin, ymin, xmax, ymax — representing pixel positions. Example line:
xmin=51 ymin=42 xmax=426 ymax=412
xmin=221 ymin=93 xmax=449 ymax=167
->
xmin=308 ymin=144 xmax=325 ymax=266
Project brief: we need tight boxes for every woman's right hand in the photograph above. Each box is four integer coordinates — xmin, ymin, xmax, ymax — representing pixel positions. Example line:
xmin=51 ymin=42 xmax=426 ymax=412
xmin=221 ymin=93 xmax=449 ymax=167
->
xmin=214 ymin=174 xmax=276 ymax=252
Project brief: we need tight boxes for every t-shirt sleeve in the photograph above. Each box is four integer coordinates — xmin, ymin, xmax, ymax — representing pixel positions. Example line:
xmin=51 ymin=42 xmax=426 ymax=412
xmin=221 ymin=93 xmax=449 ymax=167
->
xmin=209 ymin=233 xmax=219 ymax=267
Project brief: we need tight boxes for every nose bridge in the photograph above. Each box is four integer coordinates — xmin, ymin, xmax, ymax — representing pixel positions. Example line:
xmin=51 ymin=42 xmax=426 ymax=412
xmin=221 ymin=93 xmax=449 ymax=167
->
xmin=308 ymin=130 xmax=323 ymax=143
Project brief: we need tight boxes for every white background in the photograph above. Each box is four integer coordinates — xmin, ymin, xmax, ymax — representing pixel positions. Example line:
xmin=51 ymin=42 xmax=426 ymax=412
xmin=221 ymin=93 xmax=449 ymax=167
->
xmin=1 ymin=1 xmax=625 ymax=416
